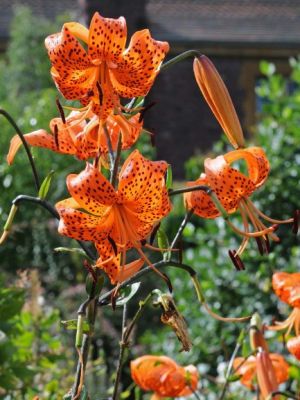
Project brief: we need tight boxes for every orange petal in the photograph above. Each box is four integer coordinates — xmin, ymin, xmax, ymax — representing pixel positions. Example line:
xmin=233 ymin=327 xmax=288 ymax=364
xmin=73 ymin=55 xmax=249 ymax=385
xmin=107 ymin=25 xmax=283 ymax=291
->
xmin=88 ymin=12 xmax=127 ymax=64
xmin=118 ymin=150 xmax=171 ymax=224
xmin=66 ymin=163 xmax=116 ymax=215
xmin=233 ymin=356 xmax=257 ymax=389
xmin=7 ymin=130 xmax=56 ymax=165
xmin=269 ymin=353 xmax=289 ymax=384
xmin=109 ymin=29 xmax=169 ymax=98
xmin=193 ymin=56 xmax=245 ymax=149
xmin=204 ymin=155 xmax=256 ymax=213
xmin=224 ymin=147 xmax=270 ymax=189
xmin=272 ymin=271 xmax=300 ymax=307
xmin=178 ymin=365 xmax=199 ymax=396
xmin=45 ymin=26 xmax=97 ymax=103
xmin=64 ymin=22 xmax=89 ymax=44
xmin=97 ymin=255 xmax=144 ymax=284
xmin=56 ymin=207 xmax=113 ymax=243
xmin=184 ymin=176 xmax=220 ymax=219
xmin=287 ymin=336 xmax=300 ymax=360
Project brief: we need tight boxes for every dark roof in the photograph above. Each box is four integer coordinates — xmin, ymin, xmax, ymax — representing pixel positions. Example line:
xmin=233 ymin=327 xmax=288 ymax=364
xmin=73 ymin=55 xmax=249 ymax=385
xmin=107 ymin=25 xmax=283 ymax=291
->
xmin=0 ymin=0 xmax=77 ymax=41
xmin=146 ymin=0 xmax=300 ymax=47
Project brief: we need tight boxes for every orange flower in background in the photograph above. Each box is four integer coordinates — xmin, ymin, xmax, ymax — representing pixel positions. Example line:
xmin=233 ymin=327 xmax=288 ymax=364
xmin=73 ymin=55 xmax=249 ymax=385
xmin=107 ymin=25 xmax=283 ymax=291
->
xmin=56 ymin=150 xmax=171 ymax=281
xmin=184 ymin=146 xmax=294 ymax=259
xmin=268 ymin=272 xmax=300 ymax=336
xmin=7 ymin=109 xmax=143 ymax=164
xmin=287 ymin=336 xmax=300 ymax=360
xmin=233 ymin=352 xmax=289 ymax=399
xmin=131 ymin=355 xmax=198 ymax=399
xmin=193 ymin=55 xmax=245 ymax=149
xmin=45 ymin=12 xmax=169 ymax=120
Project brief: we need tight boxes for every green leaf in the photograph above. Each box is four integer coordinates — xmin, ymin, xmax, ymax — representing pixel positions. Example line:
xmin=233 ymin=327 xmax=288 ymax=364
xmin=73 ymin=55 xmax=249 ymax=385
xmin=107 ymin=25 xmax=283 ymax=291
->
xmin=166 ymin=165 xmax=172 ymax=189
xmin=121 ymin=390 xmax=131 ymax=399
xmin=38 ymin=170 xmax=55 ymax=199
xmin=157 ymin=228 xmax=171 ymax=261
xmin=116 ymin=282 xmax=141 ymax=306
xmin=227 ymin=374 xmax=241 ymax=382
xmin=61 ymin=319 xmax=90 ymax=333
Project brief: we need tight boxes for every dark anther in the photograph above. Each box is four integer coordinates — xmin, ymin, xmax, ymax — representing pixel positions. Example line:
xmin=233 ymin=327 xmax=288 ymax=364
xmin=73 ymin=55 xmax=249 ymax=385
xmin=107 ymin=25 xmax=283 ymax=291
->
xmin=271 ymin=224 xmax=279 ymax=232
xmin=96 ymin=82 xmax=103 ymax=106
xmin=54 ymin=124 xmax=59 ymax=150
xmin=83 ymin=259 xmax=97 ymax=283
xmin=255 ymin=237 xmax=265 ymax=256
xmin=138 ymin=102 xmax=156 ymax=122
xmin=228 ymin=250 xmax=245 ymax=271
xmin=162 ymin=272 xmax=173 ymax=293
xmin=108 ymin=235 xmax=118 ymax=256
xmin=55 ymin=97 xmax=66 ymax=124
xmin=93 ymin=150 xmax=101 ymax=168
xmin=292 ymin=210 xmax=300 ymax=234
xmin=150 ymin=222 xmax=160 ymax=245
xmin=140 ymin=239 xmax=147 ymax=246
xmin=87 ymin=89 xmax=94 ymax=97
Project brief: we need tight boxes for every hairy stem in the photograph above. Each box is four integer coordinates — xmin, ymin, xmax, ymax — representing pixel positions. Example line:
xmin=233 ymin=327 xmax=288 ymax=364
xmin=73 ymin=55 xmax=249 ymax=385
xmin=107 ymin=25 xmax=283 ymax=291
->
xmin=171 ymin=208 xmax=195 ymax=250
xmin=0 ymin=109 xmax=40 ymax=190
xmin=169 ymin=185 xmax=211 ymax=197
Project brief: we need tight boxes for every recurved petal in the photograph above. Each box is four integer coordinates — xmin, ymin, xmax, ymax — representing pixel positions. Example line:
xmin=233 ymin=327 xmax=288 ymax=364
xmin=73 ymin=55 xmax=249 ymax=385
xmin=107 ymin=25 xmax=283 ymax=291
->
xmin=104 ymin=114 xmax=142 ymax=152
xmin=45 ymin=26 xmax=97 ymax=102
xmin=118 ymin=150 xmax=171 ymax=223
xmin=224 ymin=147 xmax=270 ymax=189
xmin=109 ymin=29 xmax=169 ymax=98
xmin=7 ymin=130 xmax=57 ymax=165
xmin=193 ymin=56 xmax=245 ymax=149
xmin=96 ymin=255 xmax=144 ymax=284
xmin=56 ymin=207 xmax=112 ymax=243
xmin=287 ymin=336 xmax=300 ymax=360
xmin=272 ymin=271 xmax=300 ymax=307
xmin=269 ymin=353 xmax=289 ymax=384
xmin=88 ymin=12 xmax=127 ymax=64
xmin=184 ymin=176 xmax=220 ymax=219
xmin=204 ymin=155 xmax=256 ymax=213
xmin=66 ymin=163 xmax=116 ymax=215
xmin=233 ymin=356 xmax=257 ymax=389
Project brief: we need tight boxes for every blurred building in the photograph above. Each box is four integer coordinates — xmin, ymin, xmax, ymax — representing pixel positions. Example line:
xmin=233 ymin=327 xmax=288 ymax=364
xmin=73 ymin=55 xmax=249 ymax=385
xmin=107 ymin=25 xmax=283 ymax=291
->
xmin=1 ymin=0 xmax=300 ymax=177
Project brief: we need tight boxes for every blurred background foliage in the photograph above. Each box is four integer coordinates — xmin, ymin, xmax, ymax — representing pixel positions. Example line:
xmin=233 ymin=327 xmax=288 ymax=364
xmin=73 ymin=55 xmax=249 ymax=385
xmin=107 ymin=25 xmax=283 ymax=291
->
xmin=0 ymin=5 xmax=300 ymax=400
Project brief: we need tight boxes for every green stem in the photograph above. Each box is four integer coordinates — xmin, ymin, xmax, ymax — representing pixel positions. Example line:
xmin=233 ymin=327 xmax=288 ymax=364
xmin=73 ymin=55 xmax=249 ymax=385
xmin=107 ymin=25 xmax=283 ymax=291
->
xmin=269 ymin=392 xmax=298 ymax=399
xmin=170 ymin=208 xmax=194 ymax=250
xmin=103 ymin=123 xmax=115 ymax=175
xmin=112 ymin=304 xmax=128 ymax=400
xmin=169 ymin=185 xmax=211 ymax=197
xmin=161 ymin=50 xmax=201 ymax=72
xmin=0 ymin=109 xmax=40 ymax=190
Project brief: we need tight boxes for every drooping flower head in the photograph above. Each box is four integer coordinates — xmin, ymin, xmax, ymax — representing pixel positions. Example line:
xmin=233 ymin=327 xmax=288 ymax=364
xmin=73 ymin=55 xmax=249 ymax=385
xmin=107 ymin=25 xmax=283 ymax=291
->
xmin=268 ymin=272 xmax=300 ymax=336
xmin=193 ymin=55 xmax=245 ymax=149
xmin=233 ymin=352 xmax=289 ymax=399
xmin=56 ymin=150 xmax=171 ymax=283
xmin=184 ymin=146 xmax=294 ymax=260
xmin=45 ymin=13 xmax=169 ymax=120
xmin=131 ymin=355 xmax=198 ymax=399
xmin=7 ymin=108 xmax=143 ymax=164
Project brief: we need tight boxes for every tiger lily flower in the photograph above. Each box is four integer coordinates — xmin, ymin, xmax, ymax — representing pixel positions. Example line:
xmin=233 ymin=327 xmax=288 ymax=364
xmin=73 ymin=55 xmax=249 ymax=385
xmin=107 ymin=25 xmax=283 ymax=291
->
xmin=56 ymin=150 xmax=171 ymax=282
xmin=45 ymin=12 xmax=169 ymax=120
xmin=193 ymin=55 xmax=245 ymax=149
xmin=131 ymin=355 xmax=198 ymax=399
xmin=184 ymin=146 xmax=294 ymax=260
xmin=7 ymin=109 xmax=143 ymax=164
xmin=233 ymin=352 xmax=289 ymax=399
xmin=268 ymin=272 xmax=300 ymax=336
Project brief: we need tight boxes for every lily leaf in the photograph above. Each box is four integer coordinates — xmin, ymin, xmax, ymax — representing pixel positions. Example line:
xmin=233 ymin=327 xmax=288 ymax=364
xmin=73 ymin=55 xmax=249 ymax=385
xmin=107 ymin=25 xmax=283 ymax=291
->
xmin=38 ymin=170 xmax=55 ymax=199
xmin=157 ymin=228 xmax=171 ymax=261
xmin=166 ymin=165 xmax=173 ymax=189
xmin=116 ymin=282 xmax=141 ymax=306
